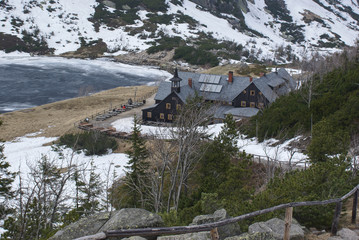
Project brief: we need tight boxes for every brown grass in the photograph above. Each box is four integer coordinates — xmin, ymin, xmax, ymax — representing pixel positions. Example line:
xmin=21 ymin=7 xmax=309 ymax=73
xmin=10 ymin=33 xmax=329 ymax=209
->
xmin=0 ymin=85 xmax=157 ymax=141
xmin=201 ymin=63 xmax=268 ymax=77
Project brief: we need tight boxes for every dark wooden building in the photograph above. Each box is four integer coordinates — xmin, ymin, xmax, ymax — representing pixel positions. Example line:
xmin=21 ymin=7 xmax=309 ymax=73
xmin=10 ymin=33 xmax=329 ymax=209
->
xmin=142 ymin=68 xmax=295 ymax=123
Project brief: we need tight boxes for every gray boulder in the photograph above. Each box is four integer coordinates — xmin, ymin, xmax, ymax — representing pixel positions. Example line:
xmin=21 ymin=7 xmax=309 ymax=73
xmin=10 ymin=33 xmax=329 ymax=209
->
xmin=191 ymin=209 xmax=241 ymax=240
xmin=225 ymin=232 xmax=277 ymax=240
xmin=337 ymin=228 xmax=359 ymax=240
xmin=328 ymin=237 xmax=344 ymax=240
xmin=248 ymin=218 xmax=304 ymax=240
xmin=123 ymin=237 xmax=148 ymax=240
xmin=49 ymin=212 xmax=112 ymax=240
xmin=99 ymin=208 xmax=164 ymax=231
xmin=50 ymin=209 xmax=163 ymax=240
xmin=157 ymin=232 xmax=211 ymax=240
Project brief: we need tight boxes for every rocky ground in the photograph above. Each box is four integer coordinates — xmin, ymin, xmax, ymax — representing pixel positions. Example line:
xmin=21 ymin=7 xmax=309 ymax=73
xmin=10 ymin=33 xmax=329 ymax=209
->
xmin=49 ymin=206 xmax=359 ymax=240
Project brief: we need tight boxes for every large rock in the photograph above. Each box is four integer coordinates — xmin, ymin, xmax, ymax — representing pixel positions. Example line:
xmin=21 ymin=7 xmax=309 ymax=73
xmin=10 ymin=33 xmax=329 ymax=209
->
xmin=158 ymin=209 xmax=240 ymax=240
xmin=225 ymin=232 xmax=277 ymax=240
xmin=50 ymin=209 xmax=163 ymax=240
xmin=99 ymin=208 xmax=163 ymax=231
xmin=191 ymin=209 xmax=241 ymax=240
xmin=337 ymin=228 xmax=359 ymax=240
xmin=49 ymin=212 xmax=113 ymax=240
xmin=158 ymin=232 xmax=211 ymax=240
xmin=248 ymin=218 xmax=304 ymax=240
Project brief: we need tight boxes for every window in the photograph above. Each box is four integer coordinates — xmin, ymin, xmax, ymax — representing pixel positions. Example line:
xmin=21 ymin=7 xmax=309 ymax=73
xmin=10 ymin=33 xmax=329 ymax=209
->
xmin=259 ymin=103 xmax=264 ymax=108
xmin=243 ymin=90 xmax=247 ymax=94
xmin=250 ymin=90 xmax=255 ymax=96
xmin=168 ymin=114 xmax=173 ymax=120
xmin=147 ymin=112 xmax=152 ymax=118
xmin=176 ymin=104 xmax=181 ymax=110
xmin=160 ymin=113 xmax=164 ymax=119
xmin=259 ymin=92 xmax=262 ymax=95
xmin=241 ymin=101 xmax=246 ymax=107
xmin=250 ymin=102 xmax=255 ymax=108
xmin=166 ymin=103 xmax=171 ymax=109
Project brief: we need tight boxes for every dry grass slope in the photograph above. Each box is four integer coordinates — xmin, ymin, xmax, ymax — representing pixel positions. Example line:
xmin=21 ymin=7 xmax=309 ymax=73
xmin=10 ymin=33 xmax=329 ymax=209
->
xmin=0 ymin=85 xmax=157 ymax=141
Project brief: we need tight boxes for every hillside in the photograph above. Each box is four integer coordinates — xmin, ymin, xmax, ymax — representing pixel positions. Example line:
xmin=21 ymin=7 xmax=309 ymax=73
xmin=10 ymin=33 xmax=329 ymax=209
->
xmin=1 ymin=0 xmax=359 ymax=65
xmin=242 ymin=46 xmax=359 ymax=163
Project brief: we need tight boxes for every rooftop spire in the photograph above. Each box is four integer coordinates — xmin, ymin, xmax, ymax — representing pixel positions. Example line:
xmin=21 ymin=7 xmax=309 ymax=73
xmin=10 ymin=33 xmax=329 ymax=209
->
xmin=170 ymin=68 xmax=182 ymax=93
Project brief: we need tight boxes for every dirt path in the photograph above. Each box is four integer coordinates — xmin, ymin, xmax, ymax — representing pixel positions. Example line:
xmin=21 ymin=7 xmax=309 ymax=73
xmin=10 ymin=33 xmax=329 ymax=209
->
xmin=89 ymin=94 xmax=156 ymax=129
xmin=0 ymin=85 xmax=157 ymax=141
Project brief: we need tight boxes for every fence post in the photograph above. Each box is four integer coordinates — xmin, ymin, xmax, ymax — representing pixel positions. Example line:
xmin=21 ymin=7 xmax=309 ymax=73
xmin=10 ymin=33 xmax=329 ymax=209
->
xmin=210 ymin=228 xmax=219 ymax=240
xmin=331 ymin=201 xmax=343 ymax=235
xmin=352 ymin=189 xmax=358 ymax=224
xmin=283 ymin=207 xmax=293 ymax=240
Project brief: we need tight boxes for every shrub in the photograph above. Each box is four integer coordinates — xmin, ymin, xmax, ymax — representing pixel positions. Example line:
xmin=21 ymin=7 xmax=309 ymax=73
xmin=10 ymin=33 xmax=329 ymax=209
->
xmin=147 ymin=13 xmax=173 ymax=24
xmin=173 ymin=46 xmax=219 ymax=67
xmin=251 ymin=158 xmax=356 ymax=229
xmin=58 ymin=132 xmax=118 ymax=156
xmin=143 ymin=0 xmax=168 ymax=12
xmin=146 ymin=36 xmax=183 ymax=54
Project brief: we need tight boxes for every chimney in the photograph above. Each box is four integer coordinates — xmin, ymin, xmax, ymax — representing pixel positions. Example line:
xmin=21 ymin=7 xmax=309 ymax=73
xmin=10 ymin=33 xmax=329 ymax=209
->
xmin=228 ymin=71 xmax=233 ymax=84
xmin=250 ymin=77 xmax=253 ymax=83
xmin=188 ymin=78 xmax=192 ymax=88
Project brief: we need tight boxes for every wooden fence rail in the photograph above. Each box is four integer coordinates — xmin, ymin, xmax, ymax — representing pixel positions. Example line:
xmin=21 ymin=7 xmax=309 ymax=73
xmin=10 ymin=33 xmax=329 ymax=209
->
xmin=75 ymin=184 xmax=359 ymax=240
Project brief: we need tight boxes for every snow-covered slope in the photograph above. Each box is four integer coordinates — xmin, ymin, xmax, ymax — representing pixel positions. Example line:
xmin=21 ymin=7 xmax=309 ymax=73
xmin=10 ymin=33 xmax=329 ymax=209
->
xmin=0 ymin=0 xmax=358 ymax=61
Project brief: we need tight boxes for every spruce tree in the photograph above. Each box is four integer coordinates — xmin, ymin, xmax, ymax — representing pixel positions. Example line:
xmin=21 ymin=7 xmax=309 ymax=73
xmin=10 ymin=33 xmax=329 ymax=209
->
xmin=79 ymin=160 xmax=103 ymax=215
xmin=125 ymin=115 xmax=149 ymax=208
xmin=0 ymin=119 xmax=15 ymax=220
xmin=199 ymin=114 xmax=239 ymax=193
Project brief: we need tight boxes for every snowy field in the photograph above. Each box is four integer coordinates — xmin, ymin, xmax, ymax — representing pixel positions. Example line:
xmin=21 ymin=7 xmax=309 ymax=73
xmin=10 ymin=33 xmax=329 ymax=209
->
xmin=3 ymin=132 xmax=129 ymax=189
xmin=3 ymin=117 xmax=308 ymax=193
xmin=111 ymin=117 xmax=308 ymax=166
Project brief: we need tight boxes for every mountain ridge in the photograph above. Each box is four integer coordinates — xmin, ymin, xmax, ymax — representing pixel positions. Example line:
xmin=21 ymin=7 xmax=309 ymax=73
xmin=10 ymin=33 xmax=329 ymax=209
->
xmin=1 ymin=0 xmax=359 ymax=64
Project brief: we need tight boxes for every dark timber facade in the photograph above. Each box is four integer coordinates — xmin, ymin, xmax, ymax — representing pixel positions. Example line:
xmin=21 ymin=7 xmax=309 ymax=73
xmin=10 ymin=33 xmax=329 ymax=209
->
xmin=142 ymin=68 xmax=295 ymax=123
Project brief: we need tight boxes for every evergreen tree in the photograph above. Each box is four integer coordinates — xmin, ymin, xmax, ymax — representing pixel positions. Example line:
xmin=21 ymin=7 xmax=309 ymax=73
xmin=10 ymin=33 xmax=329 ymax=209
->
xmin=79 ymin=160 xmax=103 ymax=215
xmin=125 ymin=115 xmax=149 ymax=208
xmin=198 ymin=114 xmax=239 ymax=193
xmin=0 ymin=119 xmax=15 ymax=220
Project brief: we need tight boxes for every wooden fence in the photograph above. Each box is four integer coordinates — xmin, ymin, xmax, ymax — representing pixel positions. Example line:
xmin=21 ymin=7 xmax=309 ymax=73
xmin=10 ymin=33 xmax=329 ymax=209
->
xmin=74 ymin=88 xmax=158 ymax=127
xmin=75 ymin=184 xmax=359 ymax=240
xmin=248 ymin=152 xmax=309 ymax=171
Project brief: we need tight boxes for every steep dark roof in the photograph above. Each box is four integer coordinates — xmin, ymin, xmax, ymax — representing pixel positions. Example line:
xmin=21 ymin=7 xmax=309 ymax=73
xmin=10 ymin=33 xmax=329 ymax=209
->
xmin=155 ymin=69 xmax=293 ymax=104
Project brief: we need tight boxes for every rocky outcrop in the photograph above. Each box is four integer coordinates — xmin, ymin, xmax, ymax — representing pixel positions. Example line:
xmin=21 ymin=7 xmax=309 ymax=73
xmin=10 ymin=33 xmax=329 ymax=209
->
xmin=49 ymin=212 xmax=112 ymax=240
xmin=158 ymin=209 xmax=241 ymax=240
xmin=190 ymin=0 xmax=248 ymax=14
xmin=99 ymin=208 xmax=164 ymax=231
xmin=328 ymin=228 xmax=359 ymax=240
xmin=61 ymin=39 xmax=108 ymax=59
xmin=158 ymin=232 xmax=211 ymax=240
xmin=248 ymin=218 xmax=305 ymax=240
xmin=224 ymin=232 xmax=277 ymax=240
xmin=49 ymin=208 xmax=163 ymax=240
xmin=191 ymin=209 xmax=241 ymax=240
xmin=113 ymin=50 xmax=202 ymax=72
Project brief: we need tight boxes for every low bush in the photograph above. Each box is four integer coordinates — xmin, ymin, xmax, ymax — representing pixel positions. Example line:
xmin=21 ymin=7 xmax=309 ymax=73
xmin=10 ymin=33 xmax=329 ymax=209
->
xmin=58 ymin=132 xmax=118 ymax=156
xmin=173 ymin=46 xmax=219 ymax=67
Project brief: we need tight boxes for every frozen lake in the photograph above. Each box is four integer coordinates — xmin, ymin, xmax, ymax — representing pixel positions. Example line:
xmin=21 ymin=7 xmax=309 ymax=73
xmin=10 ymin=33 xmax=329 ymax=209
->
xmin=0 ymin=55 xmax=170 ymax=113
